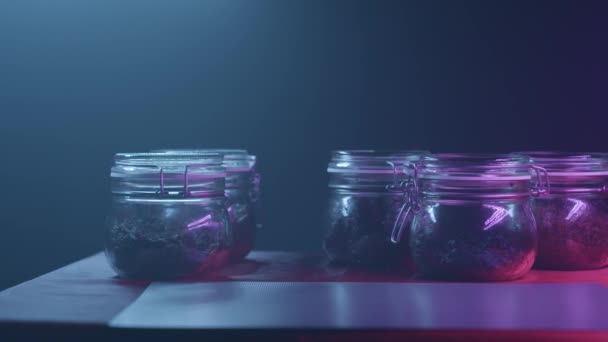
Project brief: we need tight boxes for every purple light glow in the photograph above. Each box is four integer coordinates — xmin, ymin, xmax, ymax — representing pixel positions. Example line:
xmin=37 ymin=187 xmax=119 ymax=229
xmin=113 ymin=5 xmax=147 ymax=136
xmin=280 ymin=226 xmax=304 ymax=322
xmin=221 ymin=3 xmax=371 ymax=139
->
xmin=426 ymin=204 xmax=438 ymax=223
xmin=565 ymin=198 xmax=587 ymax=221
xmin=187 ymin=214 xmax=213 ymax=231
xmin=483 ymin=204 xmax=509 ymax=231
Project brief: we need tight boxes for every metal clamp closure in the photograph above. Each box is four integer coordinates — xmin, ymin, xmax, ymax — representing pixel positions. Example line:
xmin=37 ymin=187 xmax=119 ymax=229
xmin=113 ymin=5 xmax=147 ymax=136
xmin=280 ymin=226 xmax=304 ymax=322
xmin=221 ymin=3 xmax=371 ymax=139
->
xmin=387 ymin=162 xmax=420 ymax=244
xmin=155 ymin=164 xmax=208 ymax=198
xmin=531 ymin=166 xmax=550 ymax=196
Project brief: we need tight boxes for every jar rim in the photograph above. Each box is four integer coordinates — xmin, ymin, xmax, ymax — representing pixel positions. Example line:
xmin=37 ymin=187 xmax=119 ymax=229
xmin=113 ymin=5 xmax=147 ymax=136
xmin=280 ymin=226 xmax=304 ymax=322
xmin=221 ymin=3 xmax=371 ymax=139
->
xmin=111 ymin=152 xmax=226 ymax=198
xmin=419 ymin=153 xmax=532 ymax=181
xmin=327 ymin=150 xmax=429 ymax=174
xmin=248 ymin=155 xmax=257 ymax=169
xmin=517 ymin=151 xmax=608 ymax=176
xmin=151 ymin=149 xmax=253 ymax=172
xmin=115 ymin=152 xmax=224 ymax=166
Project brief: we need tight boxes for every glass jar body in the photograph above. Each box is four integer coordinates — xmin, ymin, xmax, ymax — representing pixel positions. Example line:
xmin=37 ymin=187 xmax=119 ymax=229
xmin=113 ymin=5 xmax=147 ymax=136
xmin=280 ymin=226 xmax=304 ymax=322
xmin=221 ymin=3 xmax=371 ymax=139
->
xmin=532 ymin=194 xmax=608 ymax=270
xmin=410 ymin=199 xmax=537 ymax=281
xmin=324 ymin=190 xmax=413 ymax=270
xmin=105 ymin=196 xmax=231 ymax=279
xmin=226 ymin=186 xmax=257 ymax=261
xmin=250 ymin=171 xmax=262 ymax=229
xmin=323 ymin=150 xmax=427 ymax=270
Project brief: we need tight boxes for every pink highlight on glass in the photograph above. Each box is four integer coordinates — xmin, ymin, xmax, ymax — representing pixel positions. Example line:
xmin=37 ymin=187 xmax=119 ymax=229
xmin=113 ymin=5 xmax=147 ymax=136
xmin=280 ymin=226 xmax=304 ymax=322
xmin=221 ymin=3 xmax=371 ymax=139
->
xmin=187 ymin=214 xmax=213 ymax=231
xmin=483 ymin=204 xmax=509 ymax=231
xmin=565 ymin=198 xmax=587 ymax=221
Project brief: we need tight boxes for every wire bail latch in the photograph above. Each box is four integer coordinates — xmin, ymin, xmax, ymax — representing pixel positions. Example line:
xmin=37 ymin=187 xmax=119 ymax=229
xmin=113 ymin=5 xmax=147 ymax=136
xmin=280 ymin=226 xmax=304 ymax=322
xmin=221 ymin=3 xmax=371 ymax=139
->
xmin=388 ymin=162 xmax=420 ymax=244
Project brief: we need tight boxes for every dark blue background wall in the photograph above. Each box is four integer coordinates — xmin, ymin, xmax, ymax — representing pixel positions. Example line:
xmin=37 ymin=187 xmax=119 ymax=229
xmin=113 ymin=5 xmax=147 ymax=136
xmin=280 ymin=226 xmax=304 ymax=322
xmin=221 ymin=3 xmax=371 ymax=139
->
xmin=1 ymin=0 xmax=607 ymax=289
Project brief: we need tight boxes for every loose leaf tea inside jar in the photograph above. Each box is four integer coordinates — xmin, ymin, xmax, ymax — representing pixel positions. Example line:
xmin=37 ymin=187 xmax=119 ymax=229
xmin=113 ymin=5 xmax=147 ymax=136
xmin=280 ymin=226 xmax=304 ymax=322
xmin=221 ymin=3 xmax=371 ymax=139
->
xmin=323 ymin=150 xmax=427 ymax=270
xmin=533 ymin=196 xmax=608 ymax=269
xmin=227 ymin=198 xmax=257 ymax=261
xmin=153 ymin=149 xmax=259 ymax=262
xmin=325 ymin=193 xmax=412 ymax=269
xmin=105 ymin=152 xmax=231 ymax=279
xmin=402 ymin=153 xmax=541 ymax=281
xmin=522 ymin=151 xmax=608 ymax=270
xmin=106 ymin=200 xmax=230 ymax=279
xmin=411 ymin=201 xmax=537 ymax=281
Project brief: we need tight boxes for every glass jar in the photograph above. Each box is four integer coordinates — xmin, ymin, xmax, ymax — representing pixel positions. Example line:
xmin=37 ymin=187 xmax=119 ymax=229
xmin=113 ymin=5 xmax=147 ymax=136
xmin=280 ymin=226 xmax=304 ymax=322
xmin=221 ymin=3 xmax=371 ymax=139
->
xmin=323 ymin=150 xmax=427 ymax=269
xmin=396 ymin=154 xmax=543 ymax=281
xmin=154 ymin=149 xmax=258 ymax=261
xmin=524 ymin=152 xmax=608 ymax=270
xmin=248 ymin=154 xmax=263 ymax=230
xmin=105 ymin=152 xmax=231 ymax=279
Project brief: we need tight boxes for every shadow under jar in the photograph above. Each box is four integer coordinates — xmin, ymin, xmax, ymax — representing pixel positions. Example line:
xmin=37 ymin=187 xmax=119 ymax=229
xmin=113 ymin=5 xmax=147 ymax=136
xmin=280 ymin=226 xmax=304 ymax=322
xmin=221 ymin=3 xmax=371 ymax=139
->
xmin=154 ymin=149 xmax=258 ymax=262
xmin=105 ymin=152 xmax=231 ymax=279
xmin=397 ymin=154 xmax=544 ymax=281
xmin=323 ymin=150 xmax=427 ymax=270
xmin=523 ymin=152 xmax=608 ymax=270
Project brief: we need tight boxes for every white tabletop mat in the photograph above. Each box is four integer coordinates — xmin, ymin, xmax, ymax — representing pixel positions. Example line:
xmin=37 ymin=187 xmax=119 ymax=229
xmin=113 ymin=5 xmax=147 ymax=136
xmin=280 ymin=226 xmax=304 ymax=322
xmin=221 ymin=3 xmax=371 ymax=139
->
xmin=110 ymin=281 xmax=608 ymax=330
